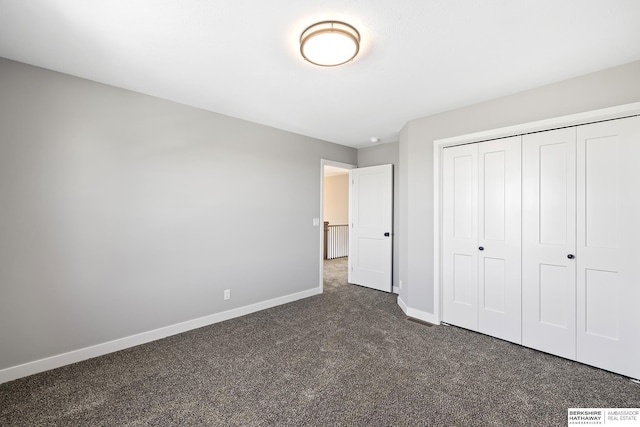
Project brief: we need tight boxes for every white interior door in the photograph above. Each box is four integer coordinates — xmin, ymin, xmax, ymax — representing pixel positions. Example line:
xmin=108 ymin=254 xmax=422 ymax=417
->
xmin=522 ymin=127 xmax=577 ymax=360
xmin=348 ymin=164 xmax=393 ymax=292
xmin=576 ymin=116 xmax=640 ymax=379
xmin=442 ymin=144 xmax=478 ymax=330
xmin=477 ymin=136 xmax=522 ymax=344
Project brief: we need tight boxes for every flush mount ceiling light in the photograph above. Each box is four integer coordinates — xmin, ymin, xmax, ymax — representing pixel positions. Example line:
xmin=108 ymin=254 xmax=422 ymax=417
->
xmin=300 ymin=21 xmax=360 ymax=67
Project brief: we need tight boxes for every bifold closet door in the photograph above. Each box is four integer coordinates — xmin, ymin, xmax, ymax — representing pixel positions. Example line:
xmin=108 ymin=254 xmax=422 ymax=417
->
xmin=442 ymin=137 xmax=521 ymax=341
xmin=477 ymin=137 xmax=521 ymax=344
xmin=442 ymin=143 xmax=478 ymax=331
xmin=576 ymin=116 xmax=640 ymax=380
xmin=522 ymin=127 xmax=577 ymax=360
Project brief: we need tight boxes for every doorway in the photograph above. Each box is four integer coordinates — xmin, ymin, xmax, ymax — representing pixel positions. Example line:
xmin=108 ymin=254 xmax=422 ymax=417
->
xmin=320 ymin=160 xmax=355 ymax=292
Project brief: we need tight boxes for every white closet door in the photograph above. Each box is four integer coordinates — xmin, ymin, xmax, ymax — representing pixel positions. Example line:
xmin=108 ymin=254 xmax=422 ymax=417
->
xmin=477 ymin=136 xmax=522 ymax=344
xmin=522 ymin=127 xmax=577 ymax=360
xmin=442 ymin=143 xmax=478 ymax=330
xmin=576 ymin=116 xmax=640 ymax=379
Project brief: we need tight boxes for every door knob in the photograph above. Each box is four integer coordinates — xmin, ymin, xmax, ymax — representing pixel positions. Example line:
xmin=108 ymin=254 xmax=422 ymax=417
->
xmin=384 ymin=232 xmax=390 ymax=237
xmin=567 ymin=254 xmax=575 ymax=259
xmin=478 ymin=246 xmax=484 ymax=251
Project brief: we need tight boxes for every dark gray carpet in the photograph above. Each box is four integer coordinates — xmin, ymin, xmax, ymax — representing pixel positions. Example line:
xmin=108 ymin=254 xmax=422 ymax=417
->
xmin=2 ymin=257 xmax=639 ymax=426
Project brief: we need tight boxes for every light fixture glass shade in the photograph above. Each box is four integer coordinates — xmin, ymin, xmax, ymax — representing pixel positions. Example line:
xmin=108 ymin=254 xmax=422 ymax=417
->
xmin=300 ymin=21 xmax=360 ymax=67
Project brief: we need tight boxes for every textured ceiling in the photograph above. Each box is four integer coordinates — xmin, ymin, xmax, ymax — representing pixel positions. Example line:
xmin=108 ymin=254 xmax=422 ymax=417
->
xmin=1 ymin=0 xmax=639 ymax=148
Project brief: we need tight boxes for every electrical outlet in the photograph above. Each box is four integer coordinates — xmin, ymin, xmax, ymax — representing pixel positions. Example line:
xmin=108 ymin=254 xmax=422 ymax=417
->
xmin=224 ymin=289 xmax=230 ymax=300
xmin=399 ymin=280 xmax=403 ymax=289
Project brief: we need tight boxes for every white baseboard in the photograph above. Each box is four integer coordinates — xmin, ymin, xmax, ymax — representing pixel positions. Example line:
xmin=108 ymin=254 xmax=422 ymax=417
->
xmin=0 ymin=287 xmax=322 ymax=385
xmin=397 ymin=296 xmax=440 ymax=325
xmin=397 ymin=295 xmax=409 ymax=313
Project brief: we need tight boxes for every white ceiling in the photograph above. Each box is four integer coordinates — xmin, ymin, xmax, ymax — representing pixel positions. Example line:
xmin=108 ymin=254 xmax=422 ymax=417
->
xmin=324 ymin=165 xmax=350 ymax=177
xmin=1 ymin=1 xmax=639 ymax=148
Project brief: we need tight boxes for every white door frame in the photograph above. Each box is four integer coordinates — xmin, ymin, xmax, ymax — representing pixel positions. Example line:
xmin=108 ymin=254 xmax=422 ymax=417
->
xmin=320 ymin=159 xmax=356 ymax=292
xmin=433 ymin=102 xmax=640 ymax=325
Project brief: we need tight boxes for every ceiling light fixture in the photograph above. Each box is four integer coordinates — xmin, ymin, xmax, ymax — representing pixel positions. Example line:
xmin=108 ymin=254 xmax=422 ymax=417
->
xmin=300 ymin=21 xmax=360 ymax=67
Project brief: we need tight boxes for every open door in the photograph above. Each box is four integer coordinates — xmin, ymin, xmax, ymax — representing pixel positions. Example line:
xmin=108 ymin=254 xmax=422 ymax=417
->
xmin=348 ymin=164 xmax=393 ymax=292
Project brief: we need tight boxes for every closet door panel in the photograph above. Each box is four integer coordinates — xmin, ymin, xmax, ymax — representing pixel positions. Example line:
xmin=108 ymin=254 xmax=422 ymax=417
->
xmin=576 ymin=116 xmax=640 ymax=379
xmin=478 ymin=136 xmax=522 ymax=344
xmin=442 ymin=144 xmax=478 ymax=330
xmin=522 ymin=128 xmax=576 ymax=360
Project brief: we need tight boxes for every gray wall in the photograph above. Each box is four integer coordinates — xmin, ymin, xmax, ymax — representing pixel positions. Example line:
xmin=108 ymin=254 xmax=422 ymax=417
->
xmin=0 ymin=58 xmax=357 ymax=371
xmin=399 ymin=60 xmax=640 ymax=315
xmin=357 ymin=141 xmax=399 ymax=289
